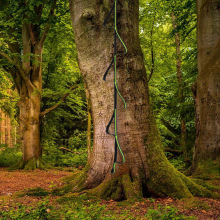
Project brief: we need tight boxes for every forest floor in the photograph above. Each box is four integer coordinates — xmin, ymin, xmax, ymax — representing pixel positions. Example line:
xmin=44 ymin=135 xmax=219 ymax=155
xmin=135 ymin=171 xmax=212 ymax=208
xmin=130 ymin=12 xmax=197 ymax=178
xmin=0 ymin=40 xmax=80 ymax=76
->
xmin=0 ymin=167 xmax=219 ymax=219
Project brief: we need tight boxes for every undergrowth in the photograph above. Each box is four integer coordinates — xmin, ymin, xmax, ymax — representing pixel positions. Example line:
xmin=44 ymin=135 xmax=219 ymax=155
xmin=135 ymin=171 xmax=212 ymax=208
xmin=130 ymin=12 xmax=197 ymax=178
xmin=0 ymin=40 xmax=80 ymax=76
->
xmin=0 ymin=146 xmax=22 ymax=167
xmin=0 ymin=195 xmax=197 ymax=220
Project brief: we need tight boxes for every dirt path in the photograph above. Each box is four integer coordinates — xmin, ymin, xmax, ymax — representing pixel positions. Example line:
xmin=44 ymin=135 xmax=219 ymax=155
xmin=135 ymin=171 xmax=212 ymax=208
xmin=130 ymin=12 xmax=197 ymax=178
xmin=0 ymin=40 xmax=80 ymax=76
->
xmin=0 ymin=168 xmax=72 ymax=196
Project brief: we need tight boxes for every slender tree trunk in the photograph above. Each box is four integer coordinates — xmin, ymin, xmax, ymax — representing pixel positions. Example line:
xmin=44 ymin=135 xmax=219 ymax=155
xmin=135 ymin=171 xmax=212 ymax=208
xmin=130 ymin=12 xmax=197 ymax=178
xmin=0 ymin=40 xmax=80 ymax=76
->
xmin=18 ymin=88 xmax=42 ymax=169
xmin=191 ymin=0 xmax=220 ymax=179
xmin=68 ymin=0 xmax=213 ymax=200
xmin=171 ymin=13 xmax=189 ymax=167
xmin=0 ymin=110 xmax=6 ymax=145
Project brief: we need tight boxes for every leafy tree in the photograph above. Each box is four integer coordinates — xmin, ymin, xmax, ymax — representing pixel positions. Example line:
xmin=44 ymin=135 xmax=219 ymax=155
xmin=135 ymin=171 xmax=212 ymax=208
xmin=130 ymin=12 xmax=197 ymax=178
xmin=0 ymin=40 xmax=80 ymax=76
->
xmin=0 ymin=0 xmax=81 ymax=169
xmin=139 ymin=0 xmax=197 ymax=167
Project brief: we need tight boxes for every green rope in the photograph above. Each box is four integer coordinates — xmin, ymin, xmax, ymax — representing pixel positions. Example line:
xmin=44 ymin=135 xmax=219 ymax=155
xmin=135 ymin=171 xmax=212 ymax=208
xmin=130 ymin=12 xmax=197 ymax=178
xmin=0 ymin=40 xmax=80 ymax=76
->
xmin=104 ymin=0 xmax=127 ymax=174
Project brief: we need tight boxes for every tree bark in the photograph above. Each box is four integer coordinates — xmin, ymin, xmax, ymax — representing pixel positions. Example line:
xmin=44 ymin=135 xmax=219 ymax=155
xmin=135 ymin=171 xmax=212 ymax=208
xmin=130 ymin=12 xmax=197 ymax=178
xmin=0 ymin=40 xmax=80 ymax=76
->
xmin=18 ymin=89 xmax=42 ymax=169
xmin=85 ymin=83 xmax=92 ymax=164
xmin=68 ymin=0 xmax=214 ymax=199
xmin=0 ymin=110 xmax=6 ymax=145
xmin=191 ymin=0 xmax=220 ymax=179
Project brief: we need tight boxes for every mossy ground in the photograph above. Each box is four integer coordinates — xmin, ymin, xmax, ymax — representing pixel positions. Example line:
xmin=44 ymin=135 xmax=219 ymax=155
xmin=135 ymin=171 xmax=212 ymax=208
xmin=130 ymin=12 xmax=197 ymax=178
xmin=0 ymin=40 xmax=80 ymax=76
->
xmin=8 ymin=157 xmax=50 ymax=171
xmin=191 ymin=160 xmax=220 ymax=180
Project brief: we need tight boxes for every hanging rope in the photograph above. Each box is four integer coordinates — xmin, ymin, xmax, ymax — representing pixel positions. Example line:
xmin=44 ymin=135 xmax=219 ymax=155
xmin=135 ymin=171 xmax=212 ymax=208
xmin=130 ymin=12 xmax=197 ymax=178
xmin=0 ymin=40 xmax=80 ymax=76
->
xmin=103 ymin=0 xmax=127 ymax=174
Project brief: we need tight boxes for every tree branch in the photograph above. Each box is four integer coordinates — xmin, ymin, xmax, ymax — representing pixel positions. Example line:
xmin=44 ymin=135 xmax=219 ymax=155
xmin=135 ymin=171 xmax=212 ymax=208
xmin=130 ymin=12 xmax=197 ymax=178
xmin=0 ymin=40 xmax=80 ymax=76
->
xmin=0 ymin=50 xmax=34 ymax=92
xmin=0 ymin=51 xmax=14 ymax=63
xmin=3 ymin=66 xmax=21 ymax=92
xmin=40 ymin=84 xmax=79 ymax=117
xmin=59 ymin=147 xmax=82 ymax=154
xmin=164 ymin=148 xmax=183 ymax=155
xmin=39 ymin=0 xmax=57 ymax=47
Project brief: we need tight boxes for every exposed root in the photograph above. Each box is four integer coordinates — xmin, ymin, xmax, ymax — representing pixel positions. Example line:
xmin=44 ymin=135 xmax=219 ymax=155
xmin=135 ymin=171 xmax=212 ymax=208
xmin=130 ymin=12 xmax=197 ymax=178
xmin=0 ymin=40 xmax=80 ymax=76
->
xmin=53 ymin=161 xmax=218 ymax=200
xmin=58 ymin=171 xmax=144 ymax=201
xmin=189 ymin=160 xmax=220 ymax=180
xmin=179 ymin=173 xmax=219 ymax=199
xmin=122 ymin=174 xmax=142 ymax=199
xmin=53 ymin=164 xmax=90 ymax=196
xmin=88 ymin=177 xmax=123 ymax=200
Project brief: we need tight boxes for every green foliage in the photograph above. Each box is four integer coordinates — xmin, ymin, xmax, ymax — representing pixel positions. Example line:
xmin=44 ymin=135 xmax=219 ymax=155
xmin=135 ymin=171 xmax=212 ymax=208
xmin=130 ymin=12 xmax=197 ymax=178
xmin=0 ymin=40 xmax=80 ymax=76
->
xmin=140 ymin=0 xmax=197 ymax=165
xmin=169 ymin=156 xmax=186 ymax=172
xmin=0 ymin=200 xmax=53 ymax=220
xmin=0 ymin=196 xmax=107 ymax=220
xmin=21 ymin=187 xmax=50 ymax=197
xmin=42 ymin=130 xmax=87 ymax=167
xmin=0 ymin=71 xmax=19 ymax=119
xmin=0 ymin=146 xmax=22 ymax=167
xmin=39 ymin=7 xmax=88 ymax=168
xmin=145 ymin=205 xmax=196 ymax=220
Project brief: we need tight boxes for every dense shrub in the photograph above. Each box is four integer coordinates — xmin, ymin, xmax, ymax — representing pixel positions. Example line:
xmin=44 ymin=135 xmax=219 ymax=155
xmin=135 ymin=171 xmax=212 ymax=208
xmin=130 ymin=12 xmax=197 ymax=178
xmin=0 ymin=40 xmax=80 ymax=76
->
xmin=0 ymin=146 xmax=22 ymax=167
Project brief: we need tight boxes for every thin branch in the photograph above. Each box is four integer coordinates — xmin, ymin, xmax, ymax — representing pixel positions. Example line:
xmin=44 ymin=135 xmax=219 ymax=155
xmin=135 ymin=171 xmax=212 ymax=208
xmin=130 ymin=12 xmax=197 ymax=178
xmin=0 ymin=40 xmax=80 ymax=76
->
xmin=0 ymin=51 xmax=14 ymax=63
xmin=39 ymin=0 xmax=57 ymax=47
xmin=59 ymin=147 xmax=82 ymax=154
xmin=164 ymin=148 xmax=183 ymax=155
xmin=40 ymin=83 xmax=79 ymax=117
xmin=0 ymin=50 xmax=34 ymax=91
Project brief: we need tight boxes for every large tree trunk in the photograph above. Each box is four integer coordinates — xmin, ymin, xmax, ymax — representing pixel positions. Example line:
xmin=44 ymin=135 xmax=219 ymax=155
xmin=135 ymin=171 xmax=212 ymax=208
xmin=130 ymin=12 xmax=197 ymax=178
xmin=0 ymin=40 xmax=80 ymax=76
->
xmin=68 ymin=0 xmax=213 ymax=200
xmin=191 ymin=0 xmax=220 ymax=179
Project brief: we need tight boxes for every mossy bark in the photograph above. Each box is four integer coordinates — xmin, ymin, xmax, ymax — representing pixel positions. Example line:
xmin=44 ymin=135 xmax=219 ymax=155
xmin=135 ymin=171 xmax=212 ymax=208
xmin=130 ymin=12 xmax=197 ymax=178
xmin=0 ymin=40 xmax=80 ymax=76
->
xmin=190 ymin=0 xmax=220 ymax=179
xmin=68 ymin=0 xmax=217 ymax=200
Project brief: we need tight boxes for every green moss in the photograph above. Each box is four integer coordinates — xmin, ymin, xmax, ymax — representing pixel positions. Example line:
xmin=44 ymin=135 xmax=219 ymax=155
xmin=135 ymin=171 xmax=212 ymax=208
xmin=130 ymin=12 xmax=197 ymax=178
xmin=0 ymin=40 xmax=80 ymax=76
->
xmin=94 ymin=178 xmax=120 ymax=199
xmin=192 ymin=160 xmax=220 ymax=180
xmin=52 ymin=164 xmax=90 ymax=196
xmin=122 ymin=174 xmax=135 ymax=199
xmin=181 ymin=198 xmax=210 ymax=210
xmin=192 ymin=178 xmax=220 ymax=191
xmin=180 ymin=173 xmax=213 ymax=198
xmin=147 ymin=159 xmax=193 ymax=199
xmin=19 ymin=187 xmax=50 ymax=197
xmin=122 ymin=174 xmax=142 ymax=200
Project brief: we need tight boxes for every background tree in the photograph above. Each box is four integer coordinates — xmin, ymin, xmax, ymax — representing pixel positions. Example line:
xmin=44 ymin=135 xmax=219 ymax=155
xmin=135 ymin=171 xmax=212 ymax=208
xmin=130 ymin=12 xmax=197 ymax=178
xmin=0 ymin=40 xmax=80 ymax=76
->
xmin=190 ymin=0 xmax=220 ymax=179
xmin=67 ymin=0 xmax=213 ymax=200
xmin=0 ymin=0 xmax=82 ymax=169
xmin=139 ymin=0 xmax=197 ymax=169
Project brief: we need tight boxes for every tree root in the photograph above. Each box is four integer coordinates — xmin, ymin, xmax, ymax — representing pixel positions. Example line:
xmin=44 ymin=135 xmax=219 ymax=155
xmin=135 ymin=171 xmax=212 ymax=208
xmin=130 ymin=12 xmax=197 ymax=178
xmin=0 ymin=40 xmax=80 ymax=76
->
xmin=189 ymin=160 xmax=220 ymax=180
xmin=52 ymin=164 xmax=90 ymax=196
xmin=179 ymin=173 xmax=219 ymax=199
xmin=53 ymin=163 xmax=219 ymax=200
